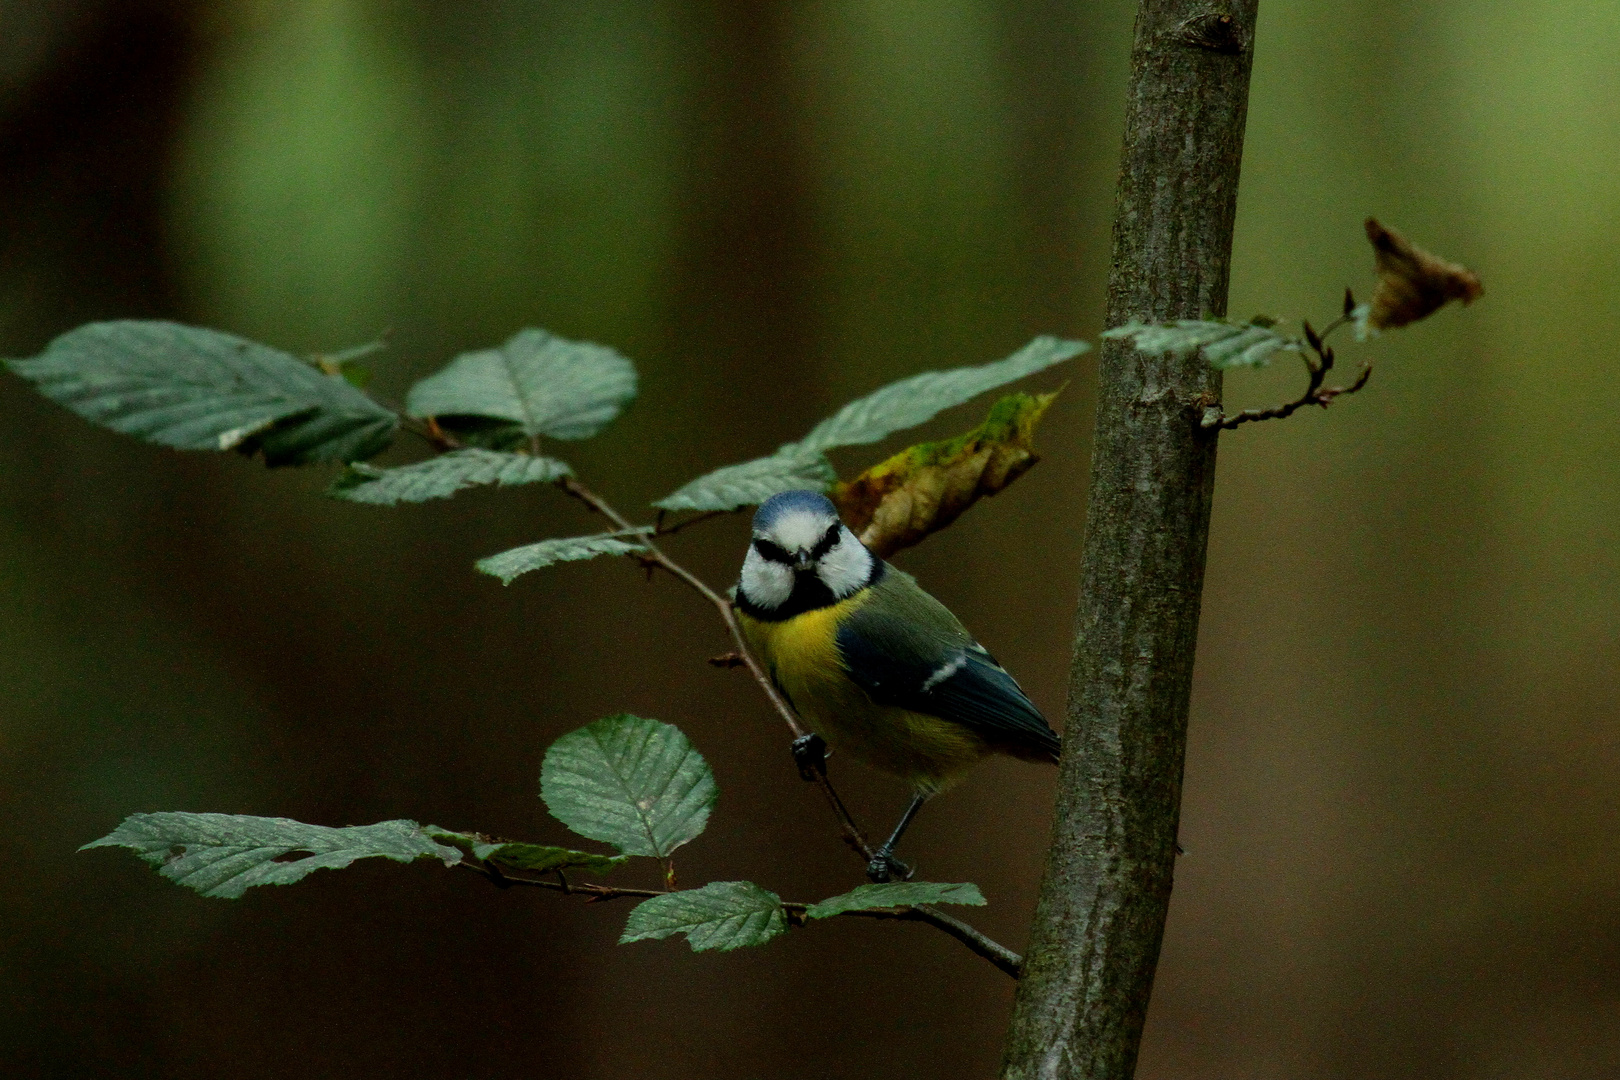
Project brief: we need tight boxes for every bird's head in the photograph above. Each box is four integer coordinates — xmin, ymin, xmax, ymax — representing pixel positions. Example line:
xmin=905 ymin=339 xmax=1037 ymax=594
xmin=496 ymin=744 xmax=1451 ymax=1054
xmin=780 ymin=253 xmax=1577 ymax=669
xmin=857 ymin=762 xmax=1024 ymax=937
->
xmin=737 ymin=490 xmax=877 ymax=615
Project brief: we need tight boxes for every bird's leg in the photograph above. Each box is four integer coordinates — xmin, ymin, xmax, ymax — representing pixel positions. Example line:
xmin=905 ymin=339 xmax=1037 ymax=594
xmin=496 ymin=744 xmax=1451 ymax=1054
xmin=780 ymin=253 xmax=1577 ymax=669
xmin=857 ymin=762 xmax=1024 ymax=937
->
xmin=791 ymin=733 xmax=828 ymax=781
xmin=866 ymin=793 xmax=929 ymax=883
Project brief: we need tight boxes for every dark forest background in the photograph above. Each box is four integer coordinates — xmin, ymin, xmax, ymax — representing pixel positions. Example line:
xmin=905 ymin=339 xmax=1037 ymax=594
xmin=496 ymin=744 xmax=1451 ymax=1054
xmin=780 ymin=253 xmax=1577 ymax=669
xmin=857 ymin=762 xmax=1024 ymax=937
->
xmin=2 ymin=2 xmax=1616 ymax=1078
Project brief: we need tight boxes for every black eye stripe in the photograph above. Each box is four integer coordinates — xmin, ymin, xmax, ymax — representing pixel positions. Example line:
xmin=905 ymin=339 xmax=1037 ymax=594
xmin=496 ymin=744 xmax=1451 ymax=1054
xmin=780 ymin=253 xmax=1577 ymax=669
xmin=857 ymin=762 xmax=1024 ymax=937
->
xmin=753 ymin=539 xmax=792 ymax=564
xmin=810 ymin=525 xmax=840 ymax=559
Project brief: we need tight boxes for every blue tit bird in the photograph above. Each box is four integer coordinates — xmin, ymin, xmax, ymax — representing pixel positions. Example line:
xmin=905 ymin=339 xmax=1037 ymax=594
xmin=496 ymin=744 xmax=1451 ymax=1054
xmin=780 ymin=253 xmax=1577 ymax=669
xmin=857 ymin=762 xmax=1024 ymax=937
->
xmin=735 ymin=489 xmax=1060 ymax=882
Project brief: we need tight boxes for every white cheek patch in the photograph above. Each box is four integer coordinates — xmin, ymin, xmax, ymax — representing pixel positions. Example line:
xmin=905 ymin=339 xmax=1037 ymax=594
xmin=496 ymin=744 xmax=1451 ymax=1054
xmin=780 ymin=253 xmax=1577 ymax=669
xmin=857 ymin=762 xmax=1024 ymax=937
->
xmin=739 ymin=547 xmax=794 ymax=609
xmin=814 ymin=527 xmax=873 ymax=599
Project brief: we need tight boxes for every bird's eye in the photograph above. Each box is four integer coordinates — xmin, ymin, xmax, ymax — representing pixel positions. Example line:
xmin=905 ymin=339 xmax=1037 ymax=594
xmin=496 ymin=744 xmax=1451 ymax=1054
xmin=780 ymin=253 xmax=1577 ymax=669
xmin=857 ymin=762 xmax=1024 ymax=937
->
xmin=753 ymin=539 xmax=792 ymax=564
xmin=809 ymin=525 xmax=841 ymax=559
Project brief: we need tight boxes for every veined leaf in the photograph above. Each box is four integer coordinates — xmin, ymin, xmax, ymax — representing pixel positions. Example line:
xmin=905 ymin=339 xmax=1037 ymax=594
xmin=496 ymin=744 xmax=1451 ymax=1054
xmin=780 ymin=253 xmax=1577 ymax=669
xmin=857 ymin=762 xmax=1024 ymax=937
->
xmin=1102 ymin=319 xmax=1302 ymax=369
xmin=475 ymin=530 xmax=651 ymax=585
xmin=804 ymin=881 xmax=986 ymax=919
xmin=5 ymin=321 xmax=398 ymax=465
xmin=81 ymin=813 xmax=461 ymax=899
xmin=540 ymin=714 xmax=717 ymax=858
xmin=329 ymin=448 xmax=572 ymax=506
xmin=405 ymin=328 xmax=637 ymax=440
xmin=652 ymin=336 xmax=1083 ymax=513
xmin=794 ymin=335 xmax=1085 ymax=451
xmin=620 ymin=881 xmax=786 ymax=951
xmin=652 ymin=449 xmax=837 ymax=513
xmin=426 ymin=830 xmax=627 ymax=874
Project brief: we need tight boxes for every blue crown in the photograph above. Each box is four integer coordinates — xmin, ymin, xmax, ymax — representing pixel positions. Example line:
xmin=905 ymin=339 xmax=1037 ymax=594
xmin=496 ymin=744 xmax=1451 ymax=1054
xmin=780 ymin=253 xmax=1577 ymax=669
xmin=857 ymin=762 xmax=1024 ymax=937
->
xmin=752 ymin=490 xmax=839 ymax=531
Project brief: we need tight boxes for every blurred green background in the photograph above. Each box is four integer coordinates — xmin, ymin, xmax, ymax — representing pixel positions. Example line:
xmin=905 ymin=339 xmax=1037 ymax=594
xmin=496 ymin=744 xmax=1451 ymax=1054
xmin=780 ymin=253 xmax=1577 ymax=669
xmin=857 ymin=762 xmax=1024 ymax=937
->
xmin=2 ymin=2 xmax=1615 ymax=1077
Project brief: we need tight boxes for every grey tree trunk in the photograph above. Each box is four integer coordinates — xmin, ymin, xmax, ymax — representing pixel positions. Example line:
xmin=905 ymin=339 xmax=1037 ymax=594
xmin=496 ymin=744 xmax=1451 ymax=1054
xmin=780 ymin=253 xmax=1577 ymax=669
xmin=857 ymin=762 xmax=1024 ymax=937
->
xmin=1000 ymin=3 xmax=1259 ymax=1078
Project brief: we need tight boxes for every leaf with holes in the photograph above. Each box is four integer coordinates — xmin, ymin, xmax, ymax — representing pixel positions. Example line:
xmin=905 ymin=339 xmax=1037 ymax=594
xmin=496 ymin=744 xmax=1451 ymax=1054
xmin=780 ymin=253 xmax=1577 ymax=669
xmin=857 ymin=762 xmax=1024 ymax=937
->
xmin=804 ymin=881 xmax=986 ymax=919
xmin=476 ymin=530 xmax=652 ymax=585
xmin=405 ymin=328 xmax=637 ymax=440
xmin=540 ymin=714 xmax=717 ymax=858
xmin=620 ymin=881 xmax=787 ymax=952
xmin=1102 ymin=319 xmax=1302 ymax=369
xmin=329 ymin=448 xmax=572 ymax=505
xmin=5 ymin=321 xmax=399 ymax=465
xmin=652 ymin=336 xmax=1083 ymax=513
xmin=81 ymin=813 xmax=462 ymax=899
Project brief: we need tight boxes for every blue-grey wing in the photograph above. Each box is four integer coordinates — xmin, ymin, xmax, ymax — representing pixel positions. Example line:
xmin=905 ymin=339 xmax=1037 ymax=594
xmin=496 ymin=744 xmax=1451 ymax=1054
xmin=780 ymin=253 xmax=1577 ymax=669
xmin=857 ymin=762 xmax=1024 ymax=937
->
xmin=835 ymin=598 xmax=1060 ymax=762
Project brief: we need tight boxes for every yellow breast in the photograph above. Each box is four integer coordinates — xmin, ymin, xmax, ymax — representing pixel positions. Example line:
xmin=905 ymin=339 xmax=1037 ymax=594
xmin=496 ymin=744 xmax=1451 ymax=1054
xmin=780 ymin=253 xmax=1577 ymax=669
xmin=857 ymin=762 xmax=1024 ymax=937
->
xmin=738 ymin=594 xmax=990 ymax=792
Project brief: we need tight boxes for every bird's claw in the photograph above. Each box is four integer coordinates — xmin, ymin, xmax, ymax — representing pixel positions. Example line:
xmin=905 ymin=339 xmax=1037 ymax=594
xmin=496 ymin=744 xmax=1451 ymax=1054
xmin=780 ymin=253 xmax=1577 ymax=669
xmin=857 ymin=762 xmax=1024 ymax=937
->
xmin=865 ymin=851 xmax=912 ymax=884
xmin=791 ymin=733 xmax=827 ymax=781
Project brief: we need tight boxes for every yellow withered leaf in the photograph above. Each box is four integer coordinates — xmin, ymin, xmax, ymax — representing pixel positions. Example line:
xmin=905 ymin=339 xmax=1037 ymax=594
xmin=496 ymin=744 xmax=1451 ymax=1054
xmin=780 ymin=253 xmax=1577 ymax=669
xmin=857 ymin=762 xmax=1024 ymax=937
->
xmin=831 ymin=389 xmax=1061 ymax=560
xmin=1365 ymin=218 xmax=1483 ymax=330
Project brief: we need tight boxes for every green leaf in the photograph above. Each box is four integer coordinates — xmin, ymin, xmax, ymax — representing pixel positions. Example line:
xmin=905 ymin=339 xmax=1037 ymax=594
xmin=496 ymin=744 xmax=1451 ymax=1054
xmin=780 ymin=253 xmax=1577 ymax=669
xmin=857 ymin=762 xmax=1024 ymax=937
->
xmin=405 ymin=328 xmax=637 ymax=440
xmin=475 ymin=530 xmax=652 ymax=585
xmin=328 ymin=448 xmax=572 ymax=506
xmin=425 ymin=830 xmax=627 ymax=874
xmin=653 ymin=336 xmax=1083 ymax=513
xmin=6 ymin=321 xmax=399 ymax=465
xmin=652 ymin=449 xmax=838 ymax=513
xmin=1102 ymin=319 xmax=1302 ymax=369
xmin=794 ymin=336 xmax=1086 ymax=452
xmin=804 ymin=881 xmax=987 ymax=919
xmin=81 ymin=813 xmax=461 ymax=899
xmin=540 ymin=713 xmax=717 ymax=858
xmin=620 ymin=881 xmax=787 ymax=952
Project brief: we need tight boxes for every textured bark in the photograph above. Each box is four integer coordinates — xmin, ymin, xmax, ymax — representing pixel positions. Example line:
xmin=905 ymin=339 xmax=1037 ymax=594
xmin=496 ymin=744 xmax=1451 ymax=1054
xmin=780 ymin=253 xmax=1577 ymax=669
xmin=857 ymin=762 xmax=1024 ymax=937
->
xmin=1000 ymin=4 xmax=1259 ymax=1078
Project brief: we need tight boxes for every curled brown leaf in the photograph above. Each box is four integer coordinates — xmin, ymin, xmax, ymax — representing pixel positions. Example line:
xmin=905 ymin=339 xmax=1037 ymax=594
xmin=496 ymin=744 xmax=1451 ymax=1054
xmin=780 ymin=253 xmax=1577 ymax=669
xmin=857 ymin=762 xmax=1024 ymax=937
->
xmin=1365 ymin=218 xmax=1483 ymax=330
xmin=831 ymin=390 xmax=1060 ymax=561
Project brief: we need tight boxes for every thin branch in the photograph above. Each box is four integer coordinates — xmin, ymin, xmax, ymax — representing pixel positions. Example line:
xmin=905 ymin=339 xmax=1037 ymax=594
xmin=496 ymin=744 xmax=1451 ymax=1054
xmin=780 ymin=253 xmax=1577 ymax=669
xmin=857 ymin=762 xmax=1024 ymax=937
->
xmin=654 ymin=508 xmax=737 ymax=536
xmin=557 ymin=475 xmax=878 ymax=864
xmin=912 ymin=905 xmax=1024 ymax=978
xmin=433 ymin=474 xmax=1013 ymax=974
xmin=456 ymin=859 xmax=1022 ymax=973
xmin=364 ymin=406 xmax=1018 ymax=976
xmin=1203 ymin=309 xmax=1372 ymax=431
xmin=455 ymin=860 xmax=662 ymax=901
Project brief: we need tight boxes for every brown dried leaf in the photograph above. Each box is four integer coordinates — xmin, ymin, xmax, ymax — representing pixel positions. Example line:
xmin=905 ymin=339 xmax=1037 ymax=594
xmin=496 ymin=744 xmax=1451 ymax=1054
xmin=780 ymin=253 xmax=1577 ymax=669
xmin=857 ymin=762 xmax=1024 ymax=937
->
xmin=1365 ymin=218 xmax=1483 ymax=330
xmin=830 ymin=390 xmax=1060 ymax=561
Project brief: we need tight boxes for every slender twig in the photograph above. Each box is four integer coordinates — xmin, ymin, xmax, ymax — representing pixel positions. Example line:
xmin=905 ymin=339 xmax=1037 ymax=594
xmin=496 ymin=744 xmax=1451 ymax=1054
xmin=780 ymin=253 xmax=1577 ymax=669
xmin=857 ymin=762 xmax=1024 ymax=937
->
xmin=557 ymin=476 xmax=877 ymax=862
xmin=412 ymin=473 xmax=1007 ymax=973
xmin=455 ymin=860 xmax=663 ymax=901
xmin=456 ymin=860 xmax=1022 ymax=974
xmin=654 ymin=508 xmax=737 ymax=537
xmin=912 ymin=905 xmax=1024 ymax=978
xmin=368 ymin=402 xmax=1013 ymax=967
xmin=1203 ymin=307 xmax=1373 ymax=430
